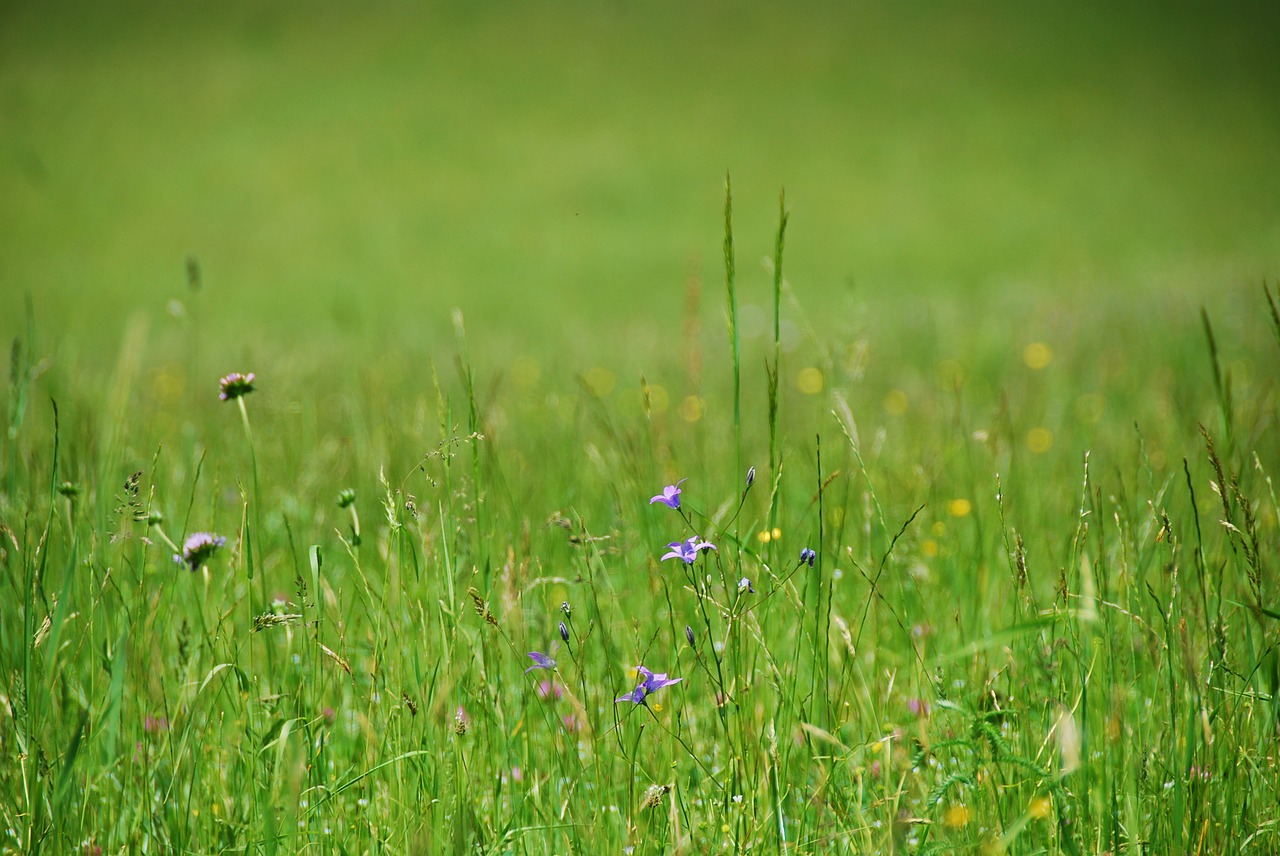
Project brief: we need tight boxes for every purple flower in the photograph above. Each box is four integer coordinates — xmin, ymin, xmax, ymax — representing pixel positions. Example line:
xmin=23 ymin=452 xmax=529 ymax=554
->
xmin=661 ymin=536 xmax=716 ymax=564
xmin=746 ymin=466 xmax=756 ymax=488
xmin=737 ymin=577 xmax=755 ymax=594
xmin=524 ymin=651 xmax=557 ymax=673
xmin=685 ymin=625 xmax=696 ymax=647
xmin=559 ymin=621 xmax=570 ymax=642
xmin=173 ymin=532 xmax=226 ymax=571
xmin=616 ymin=685 xmax=647 ymax=704
xmin=218 ymin=372 xmax=256 ymax=401
xmin=649 ymin=478 xmax=686 ymax=509
xmin=616 ymin=665 xmax=682 ymax=705
xmin=800 ymin=547 xmax=817 ymax=567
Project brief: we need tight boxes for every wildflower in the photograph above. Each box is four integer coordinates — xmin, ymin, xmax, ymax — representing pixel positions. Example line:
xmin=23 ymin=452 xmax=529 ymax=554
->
xmin=649 ymin=478 xmax=686 ymax=509
xmin=453 ymin=705 xmax=470 ymax=735
xmin=737 ymin=577 xmax=755 ymax=594
xmin=173 ymin=532 xmax=226 ymax=571
xmin=559 ymin=621 xmax=570 ymax=642
xmin=907 ymin=698 xmax=931 ymax=718
xmin=642 ymin=784 xmax=672 ymax=809
xmin=745 ymin=466 xmax=755 ymax=488
xmin=536 ymin=679 xmax=563 ymax=701
xmin=560 ymin=601 xmax=572 ymax=616
xmin=661 ymin=536 xmax=716 ymax=564
xmin=685 ymin=625 xmax=696 ymax=647
xmin=1023 ymin=342 xmax=1052 ymax=370
xmin=800 ymin=547 xmax=817 ymax=567
xmin=616 ymin=665 xmax=682 ymax=705
xmin=218 ymin=372 xmax=256 ymax=401
xmin=525 ymin=651 xmax=556 ymax=673
xmin=337 ymin=488 xmax=356 ymax=508
xmin=143 ymin=715 xmax=168 ymax=734
xmin=943 ymin=804 xmax=970 ymax=829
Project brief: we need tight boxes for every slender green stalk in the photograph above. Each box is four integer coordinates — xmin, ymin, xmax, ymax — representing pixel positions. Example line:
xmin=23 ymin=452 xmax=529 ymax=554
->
xmin=723 ymin=173 xmax=741 ymax=483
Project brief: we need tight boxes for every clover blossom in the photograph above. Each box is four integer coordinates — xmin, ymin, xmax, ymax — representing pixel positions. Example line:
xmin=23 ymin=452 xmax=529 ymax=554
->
xmin=616 ymin=665 xmax=682 ymax=705
xmin=649 ymin=478 xmax=686 ymax=509
xmin=661 ymin=536 xmax=716 ymax=564
xmin=524 ymin=651 xmax=557 ymax=673
xmin=174 ymin=532 xmax=226 ymax=571
xmin=218 ymin=372 xmax=256 ymax=401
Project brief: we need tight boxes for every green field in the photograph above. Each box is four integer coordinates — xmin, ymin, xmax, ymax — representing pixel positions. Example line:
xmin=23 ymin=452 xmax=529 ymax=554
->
xmin=2 ymin=2 xmax=1279 ymax=853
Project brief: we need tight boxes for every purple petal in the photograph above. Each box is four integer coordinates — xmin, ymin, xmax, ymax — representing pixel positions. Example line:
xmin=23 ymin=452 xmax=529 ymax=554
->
xmin=615 ymin=686 xmax=647 ymax=704
xmin=524 ymin=651 xmax=556 ymax=673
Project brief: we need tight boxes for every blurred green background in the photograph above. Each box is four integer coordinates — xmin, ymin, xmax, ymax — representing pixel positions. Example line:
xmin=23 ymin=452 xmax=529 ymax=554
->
xmin=2 ymin=0 xmax=1278 ymax=363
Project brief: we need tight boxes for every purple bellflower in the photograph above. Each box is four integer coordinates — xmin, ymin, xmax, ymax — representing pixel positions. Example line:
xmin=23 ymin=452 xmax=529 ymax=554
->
xmin=649 ymin=479 xmax=686 ymax=509
xmin=661 ymin=536 xmax=716 ymax=564
xmin=174 ymin=532 xmax=226 ymax=571
xmin=524 ymin=651 xmax=557 ymax=673
xmin=616 ymin=665 xmax=682 ymax=705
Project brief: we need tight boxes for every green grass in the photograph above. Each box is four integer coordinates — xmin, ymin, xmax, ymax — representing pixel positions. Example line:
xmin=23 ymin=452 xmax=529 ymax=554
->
xmin=3 ymin=3 xmax=1280 ymax=853
xmin=3 ymin=1 xmax=1279 ymax=349
xmin=3 ymin=194 xmax=1279 ymax=852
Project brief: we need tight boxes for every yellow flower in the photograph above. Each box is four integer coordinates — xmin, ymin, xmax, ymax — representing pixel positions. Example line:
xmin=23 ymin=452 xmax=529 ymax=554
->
xmin=1022 ymin=342 xmax=1052 ymax=369
xmin=679 ymin=395 xmax=705 ymax=422
xmin=1028 ymin=796 xmax=1052 ymax=820
xmin=585 ymin=367 xmax=615 ymax=397
xmin=943 ymin=804 xmax=970 ymax=828
xmin=796 ymin=367 xmax=824 ymax=394
xmin=1026 ymin=427 xmax=1053 ymax=453
xmin=883 ymin=389 xmax=908 ymax=414
xmin=947 ymin=498 xmax=972 ymax=518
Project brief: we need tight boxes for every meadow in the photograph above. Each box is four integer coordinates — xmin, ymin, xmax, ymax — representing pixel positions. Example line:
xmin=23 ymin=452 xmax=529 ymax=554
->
xmin=3 ymin=2 xmax=1280 ymax=854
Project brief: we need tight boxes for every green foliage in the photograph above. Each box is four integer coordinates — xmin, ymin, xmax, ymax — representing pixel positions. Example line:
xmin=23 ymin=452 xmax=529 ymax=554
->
xmin=1 ymin=6 xmax=1279 ymax=851
xmin=1 ymin=224 xmax=1278 ymax=852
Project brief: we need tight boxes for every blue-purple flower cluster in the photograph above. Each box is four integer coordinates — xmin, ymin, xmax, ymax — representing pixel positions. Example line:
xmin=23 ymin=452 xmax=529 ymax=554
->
xmin=174 ymin=532 xmax=226 ymax=571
